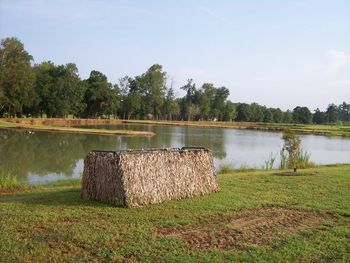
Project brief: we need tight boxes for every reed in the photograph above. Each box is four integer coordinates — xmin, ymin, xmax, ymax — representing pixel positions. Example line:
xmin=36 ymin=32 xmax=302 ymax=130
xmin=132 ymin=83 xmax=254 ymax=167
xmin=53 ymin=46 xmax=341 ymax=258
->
xmin=0 ymin=169 xmax=26 ymax=192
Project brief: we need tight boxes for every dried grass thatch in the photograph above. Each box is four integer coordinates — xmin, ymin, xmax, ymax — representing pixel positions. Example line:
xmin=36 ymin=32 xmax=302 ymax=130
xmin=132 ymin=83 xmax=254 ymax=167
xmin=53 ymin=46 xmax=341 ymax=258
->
xmin=81 ymin=147 xmax=219 ymax=207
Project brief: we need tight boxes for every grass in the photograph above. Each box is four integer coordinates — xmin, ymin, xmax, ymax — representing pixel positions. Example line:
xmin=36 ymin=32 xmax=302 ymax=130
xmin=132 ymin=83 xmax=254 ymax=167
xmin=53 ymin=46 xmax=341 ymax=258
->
xmin=0 ymin=119 xmax=154 ymax=137
xmin=2 ymin=118 xmax=350 ymax=138
xmin=0 ymin=170 xmax=28 ymax=193
xmin=123 ymin=120 xmax=350 ymax=138
xmin=1 ymin=164 xmax=349 ymax=262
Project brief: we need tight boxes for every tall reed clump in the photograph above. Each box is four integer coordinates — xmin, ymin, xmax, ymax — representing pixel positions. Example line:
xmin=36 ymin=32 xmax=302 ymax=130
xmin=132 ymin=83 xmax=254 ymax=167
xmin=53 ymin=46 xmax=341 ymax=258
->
xmin=263 ymin=153 xmax=276 ymax=170
xmin=279 ymin=129 xmax=315 ymax=173
xmin=0 ymin=169 xmax=26 ymax=192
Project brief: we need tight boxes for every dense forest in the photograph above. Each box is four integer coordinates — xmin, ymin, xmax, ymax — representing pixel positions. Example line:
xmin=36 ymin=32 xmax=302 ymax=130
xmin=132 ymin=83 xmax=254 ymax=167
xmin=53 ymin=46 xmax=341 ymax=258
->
xmin=1 ymin=37 xmax=349 ymax=124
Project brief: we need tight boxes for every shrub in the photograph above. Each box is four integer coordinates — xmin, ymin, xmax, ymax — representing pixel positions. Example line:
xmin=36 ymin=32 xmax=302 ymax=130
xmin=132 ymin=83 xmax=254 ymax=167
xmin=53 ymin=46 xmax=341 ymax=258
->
xmin=279 ymin=129 xmax=314 ymax=172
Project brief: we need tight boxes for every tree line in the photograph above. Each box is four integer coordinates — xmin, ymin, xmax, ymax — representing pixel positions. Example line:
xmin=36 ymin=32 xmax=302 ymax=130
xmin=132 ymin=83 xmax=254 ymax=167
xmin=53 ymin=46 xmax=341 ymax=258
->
xmin=1 ymin=37 xmax=349 ymax=124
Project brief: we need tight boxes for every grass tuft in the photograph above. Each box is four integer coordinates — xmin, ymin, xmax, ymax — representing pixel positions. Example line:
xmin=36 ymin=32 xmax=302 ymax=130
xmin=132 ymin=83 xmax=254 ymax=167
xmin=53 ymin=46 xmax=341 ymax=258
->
xmin=218 ymin=164 xmax=235 ymax=174
xmin=0 ymin=170 xmax=27 ymax=193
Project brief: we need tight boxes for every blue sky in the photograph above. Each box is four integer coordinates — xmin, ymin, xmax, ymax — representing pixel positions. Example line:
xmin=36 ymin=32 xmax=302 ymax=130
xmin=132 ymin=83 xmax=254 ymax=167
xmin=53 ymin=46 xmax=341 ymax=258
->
xmin=1 ymin=0 xmax=349 ymax=110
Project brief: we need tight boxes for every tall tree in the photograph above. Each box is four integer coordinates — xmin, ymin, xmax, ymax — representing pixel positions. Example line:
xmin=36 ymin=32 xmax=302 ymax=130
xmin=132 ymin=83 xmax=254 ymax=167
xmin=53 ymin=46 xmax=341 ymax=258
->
xmin=222 ymin=101 xmax=236 ymax=121
xmin=0 ymin=37 xmax=35 ymax=117
xmin=137 ymin=64 xmax=166 ymax=119
xmin=180 ymin=79 xmax=197 ymax=121
xmin=33 ymin=62 xmax=85 ymax=117
xmin=313 ymin=108 xmax=327 ymax=124
xmin=163 ymin=87 xmax=179 ymax=120
xmin=236 ymin=103 xmax=251 ymax=121
xmin=249 ymin=103 xmax=264 ymax=122
xmin=292 ymin=106 xmax=312 ymax=124
xmin=338 ymin=102 xmax=350 ymax=122
xmin=198 ymin=83 xmax=215 ymax=120
xmin=326 ymin=104 xmax=339 ymax=123
xmin=83 ymin=70 xmax=115 ymax=118
xmin=212 ymin=87 xmax=230 ymax=120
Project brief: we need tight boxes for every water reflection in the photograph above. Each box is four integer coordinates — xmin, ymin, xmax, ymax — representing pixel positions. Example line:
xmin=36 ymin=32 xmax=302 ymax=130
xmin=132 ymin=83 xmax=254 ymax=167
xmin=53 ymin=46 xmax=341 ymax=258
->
xmin=0 ymin=124 xmax=350 ymax=184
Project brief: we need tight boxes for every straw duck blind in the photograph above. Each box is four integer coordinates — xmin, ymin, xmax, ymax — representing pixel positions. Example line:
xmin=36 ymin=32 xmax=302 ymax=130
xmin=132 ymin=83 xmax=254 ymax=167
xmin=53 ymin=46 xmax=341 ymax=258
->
xmin=81 ymin=147 xmax=219 ymax=207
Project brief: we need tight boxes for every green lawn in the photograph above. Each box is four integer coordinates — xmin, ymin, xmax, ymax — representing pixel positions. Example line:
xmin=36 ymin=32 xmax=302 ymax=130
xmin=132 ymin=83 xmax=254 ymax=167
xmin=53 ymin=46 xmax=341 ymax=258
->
xmin=1 ymin=165 xmax=350 ymax=262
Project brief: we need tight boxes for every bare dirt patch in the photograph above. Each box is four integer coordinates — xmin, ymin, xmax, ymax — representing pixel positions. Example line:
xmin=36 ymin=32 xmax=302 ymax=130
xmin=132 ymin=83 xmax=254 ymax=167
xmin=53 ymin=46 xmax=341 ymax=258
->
xmin=155 ymin=206 xmax=337 ymax=251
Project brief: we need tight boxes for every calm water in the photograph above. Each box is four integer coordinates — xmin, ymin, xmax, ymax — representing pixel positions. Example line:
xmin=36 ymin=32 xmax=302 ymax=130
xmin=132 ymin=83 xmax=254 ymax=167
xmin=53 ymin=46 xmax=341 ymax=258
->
xmin=1 ymin=124 xmax=350 ymax=184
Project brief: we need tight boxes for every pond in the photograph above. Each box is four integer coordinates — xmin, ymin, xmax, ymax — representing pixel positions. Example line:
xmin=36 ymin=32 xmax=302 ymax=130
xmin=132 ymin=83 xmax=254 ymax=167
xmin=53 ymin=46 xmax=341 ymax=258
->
xmin=1 ymin=124 xmax=350 ymax=184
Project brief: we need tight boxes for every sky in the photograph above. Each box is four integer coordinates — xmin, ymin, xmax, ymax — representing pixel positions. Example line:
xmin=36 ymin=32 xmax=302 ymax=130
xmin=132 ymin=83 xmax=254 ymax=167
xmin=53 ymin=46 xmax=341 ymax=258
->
xmin=0 ymin=0 xmax=349 ymax=111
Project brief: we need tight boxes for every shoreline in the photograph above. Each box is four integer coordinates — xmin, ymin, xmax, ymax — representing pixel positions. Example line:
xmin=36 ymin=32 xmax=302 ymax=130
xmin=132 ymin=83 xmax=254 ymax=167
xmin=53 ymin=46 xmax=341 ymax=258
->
xmin=1 ymin=118 xmax=350 ymax=138
xmin=122 ymin=119 xmax=350 ymax=138
xmin=0 ymin=119 xmax=155 ymax=137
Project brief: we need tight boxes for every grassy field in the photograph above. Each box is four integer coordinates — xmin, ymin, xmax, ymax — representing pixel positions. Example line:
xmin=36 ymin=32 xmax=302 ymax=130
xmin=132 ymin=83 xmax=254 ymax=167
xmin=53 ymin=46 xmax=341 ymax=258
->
xmin=2 ymin=118 xmax=350 ymax=138
xmin=1 ymin=165 xmax=349 ymax=262
xmin=124 ymin=120 xmax=350 ymax=138
xmin=0 ymin=119 xmax=154 ymax=137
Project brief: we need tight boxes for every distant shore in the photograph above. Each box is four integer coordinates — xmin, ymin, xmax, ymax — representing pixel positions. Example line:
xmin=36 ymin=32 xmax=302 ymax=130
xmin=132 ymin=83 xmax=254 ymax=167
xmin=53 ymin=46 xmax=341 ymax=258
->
xmin=0 ymin=119 xmax=154 ymax=137
xmin=1 ymin=118 xmax=350 ymax=138
xmin=124 ymin=119 xmax=350 ymax=138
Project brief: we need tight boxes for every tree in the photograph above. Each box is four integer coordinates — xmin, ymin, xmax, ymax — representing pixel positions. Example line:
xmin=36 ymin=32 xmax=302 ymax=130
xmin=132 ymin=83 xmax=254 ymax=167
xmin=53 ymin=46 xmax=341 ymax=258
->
xmin=282 ymin=110 xmax=293 ymax=123
xmin=338 ymin=102 xmax=350 ymax=122
xmin=198 ymin=83 xmax=215 ymax=120
xmin=250 ymin=103 xmax=264 ymax=122
xmin=326 ymin=104 xmax=339 ymax=123
xmin=292 ymin=106 xmax=312 ymax=124
xmin=163 ymin=87 xmax=179 ymax=120
xmin=263 ymin=108 xmax=274 ymax=123
xmin=236 ymin=103 xmax=251 ymax=121
xmin=313 ymin=108 xmax=327 ymax=124
xmin=137 ymin=64 xmax=166 ymax=119
xmin=212 ymin=87 xmax=229 ymax=120
xmin=33 ymin=62 xmax=85 ymax=117
xmin=0 ymin=37 xmax=35 ymax=117
xmin=270 ymin=108 xmax=283 ymax=123
xmin=222 ymin=101 xmax=236 ymax=121
xmin=180 ymin=79 xmax=197 ymax=121
xmin=83 ymin=70 xmax=115 ymax=118
xmin=280 ymin=129 xmax=301 ymax=173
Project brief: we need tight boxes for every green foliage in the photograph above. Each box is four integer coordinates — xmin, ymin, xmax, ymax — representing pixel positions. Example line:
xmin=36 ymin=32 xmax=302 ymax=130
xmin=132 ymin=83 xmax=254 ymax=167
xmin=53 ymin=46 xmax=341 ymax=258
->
xmin=326 ymin=103 xmax=339 ymax=123
xmin=236 ymin=103 xmax=251 ymax=121
xmin=279 ymin=129 xmax=314 ymax=172
xmin=83 ymin=70 xmax=117 ymax=118
xmin=293 ymin=106 xmax=313 ymax=124
xmin=32 ymin=62 xmax=85 ymax=117
xmin=313 ymin=108 xmax=327 ymax=124
xmin=0 ymin=37 xmax=35 ymax=117
xmin=280 ymin=129 xmax=301 ymax=172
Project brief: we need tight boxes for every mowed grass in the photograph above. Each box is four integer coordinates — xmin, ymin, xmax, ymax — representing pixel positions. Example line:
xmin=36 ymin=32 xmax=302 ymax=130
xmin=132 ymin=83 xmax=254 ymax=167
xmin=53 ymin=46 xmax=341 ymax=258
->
xmin=1 ymin=165 xmax=350 ymax=262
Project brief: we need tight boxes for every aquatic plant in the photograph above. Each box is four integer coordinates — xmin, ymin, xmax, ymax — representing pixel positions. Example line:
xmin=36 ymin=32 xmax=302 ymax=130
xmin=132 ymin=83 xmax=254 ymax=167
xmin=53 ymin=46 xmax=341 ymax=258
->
xmin=263 ymin=153 xmax=276 ymax=170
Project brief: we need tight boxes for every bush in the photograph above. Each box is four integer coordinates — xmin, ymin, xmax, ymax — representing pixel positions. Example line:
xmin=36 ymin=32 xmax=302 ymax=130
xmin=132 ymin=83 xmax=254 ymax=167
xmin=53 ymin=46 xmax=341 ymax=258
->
xmin=279 ymin=130 xmax=314 ymax=172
